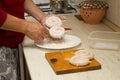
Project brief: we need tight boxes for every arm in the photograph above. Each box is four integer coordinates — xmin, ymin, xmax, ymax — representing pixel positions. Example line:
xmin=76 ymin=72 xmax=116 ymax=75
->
xmin=24 ymin=0 xmax=66 ymax=25
xmin=24 ymin=0 xmax=47 ymax=22
xmin=0 ymin=1 xmax=27 ymax=33
xmin=0 ymin=0 xmax=46 ymax=32
xmin=0 ymin=3 xmax=48 ymax=43
xmin=1 ymin=14 xmax=27 ymax=33
xmin=1 ymin=13 xmax=48 ymax=42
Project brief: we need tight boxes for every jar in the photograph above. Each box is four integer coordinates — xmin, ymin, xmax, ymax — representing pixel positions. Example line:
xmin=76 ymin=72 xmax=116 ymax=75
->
xmin=79 ymin=0 xmax=109 ymax=24
xmin=50 ymin=0 xmax=68 ymax=11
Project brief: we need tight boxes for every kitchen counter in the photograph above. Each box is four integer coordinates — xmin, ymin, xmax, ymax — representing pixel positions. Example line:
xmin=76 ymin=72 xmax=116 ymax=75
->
xmin=22 ymin=14 xmax=120 ymax=80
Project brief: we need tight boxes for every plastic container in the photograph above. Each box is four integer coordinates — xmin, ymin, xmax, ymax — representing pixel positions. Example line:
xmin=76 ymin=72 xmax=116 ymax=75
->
xmin=88 ymin=31 xmax=120 ymax=50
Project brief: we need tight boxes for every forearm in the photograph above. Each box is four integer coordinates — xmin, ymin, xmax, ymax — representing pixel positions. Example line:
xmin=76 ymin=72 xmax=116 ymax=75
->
xmin=0 ymin=13 xmax=49 ymax=42
xmin=24 ymin=0 xmax=47 ymax=22
xmin=0 ymin=14 xmax=27 ymax=33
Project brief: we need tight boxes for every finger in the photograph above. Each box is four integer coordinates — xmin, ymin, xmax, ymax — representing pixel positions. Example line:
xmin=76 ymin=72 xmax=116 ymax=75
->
xmin=43 ymin=30 xmax=49 ymax=38
xmin=56 ymin=15 xmax=67 ymax=20
xmin=35 ymin=36 xmax=44 ymax=43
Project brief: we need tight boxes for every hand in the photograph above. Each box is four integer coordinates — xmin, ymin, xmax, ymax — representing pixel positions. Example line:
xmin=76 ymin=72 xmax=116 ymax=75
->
xmin=56 ymin=14 xmax=66 ymax=20
xmin=25 ymin=21 xmax=49 ymax=43
xmin=41 ymin=14 xmax=66 ymax=27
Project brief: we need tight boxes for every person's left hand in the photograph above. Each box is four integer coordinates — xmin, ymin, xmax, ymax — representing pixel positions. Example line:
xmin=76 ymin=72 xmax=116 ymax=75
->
xmin=41 ymin=14 xmax=66 ymax=28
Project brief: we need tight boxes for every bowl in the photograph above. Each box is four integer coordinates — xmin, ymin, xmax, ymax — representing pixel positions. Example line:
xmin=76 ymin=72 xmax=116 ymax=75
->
xmin=88 ymin=31 xmax=120 ymax=50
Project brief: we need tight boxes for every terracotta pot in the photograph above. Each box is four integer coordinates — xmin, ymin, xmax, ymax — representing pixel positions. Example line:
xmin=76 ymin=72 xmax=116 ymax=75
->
xmin=80 ymin=9 xmax=106 ymax=24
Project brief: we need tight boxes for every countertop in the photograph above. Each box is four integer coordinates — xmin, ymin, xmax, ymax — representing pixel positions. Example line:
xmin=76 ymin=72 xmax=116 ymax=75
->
xmin=22 ymin=14 xmax=120 ymax=80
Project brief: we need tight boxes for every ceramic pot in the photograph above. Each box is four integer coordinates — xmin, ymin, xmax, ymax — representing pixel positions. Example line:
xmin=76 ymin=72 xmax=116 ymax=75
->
xmin=80 ymin=9 xmax=106 ymax=24
xmin=79 ymin=0 xmax=109 ymax=24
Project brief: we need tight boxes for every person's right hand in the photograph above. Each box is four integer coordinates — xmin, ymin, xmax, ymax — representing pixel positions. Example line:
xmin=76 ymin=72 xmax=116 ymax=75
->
xmin=24 ymin=21 xmax=49 ymax=43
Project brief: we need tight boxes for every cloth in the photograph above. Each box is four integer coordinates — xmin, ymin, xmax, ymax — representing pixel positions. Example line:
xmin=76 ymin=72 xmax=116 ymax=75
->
xmin=0 ymin=46 xmax=20 ymax=80
xmin=0 ymin=0 xmax=25 ymax=48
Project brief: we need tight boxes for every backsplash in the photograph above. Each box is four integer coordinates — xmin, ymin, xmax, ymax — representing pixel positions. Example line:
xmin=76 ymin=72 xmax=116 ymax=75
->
xmin=106 ymin=0 xmax=120 ymax=27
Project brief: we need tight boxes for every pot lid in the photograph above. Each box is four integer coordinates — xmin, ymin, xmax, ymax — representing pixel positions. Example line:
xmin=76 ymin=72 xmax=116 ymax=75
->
xmin=79 ymin=0 xmax=109 ymax=9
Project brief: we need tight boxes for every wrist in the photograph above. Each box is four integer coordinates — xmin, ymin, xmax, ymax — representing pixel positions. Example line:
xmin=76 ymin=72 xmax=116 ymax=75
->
xmin=38 ymin=14 xmax=47 ymax=23
xmin=20 ymin=20 xmax=29 ymax=34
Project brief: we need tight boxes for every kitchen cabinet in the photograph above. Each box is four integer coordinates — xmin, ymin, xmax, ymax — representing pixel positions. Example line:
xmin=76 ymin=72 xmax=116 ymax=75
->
xmin=22 ymin=14 xmax=120 ymax=80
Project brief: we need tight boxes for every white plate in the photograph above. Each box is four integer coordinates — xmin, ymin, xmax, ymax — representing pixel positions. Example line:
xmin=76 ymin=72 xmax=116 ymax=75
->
xmin=35 ymin=34 xmax=81 ymax=49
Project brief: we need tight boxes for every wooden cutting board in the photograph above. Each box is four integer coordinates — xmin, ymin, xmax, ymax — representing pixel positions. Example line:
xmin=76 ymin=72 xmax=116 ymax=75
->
xmin=45 ymin=49 xmax=101 ymax=75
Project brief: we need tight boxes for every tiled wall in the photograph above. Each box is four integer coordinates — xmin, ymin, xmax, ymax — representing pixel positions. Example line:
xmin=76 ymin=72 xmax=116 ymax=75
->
xmin=106 ymin=0 xmax=120 ymax=27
